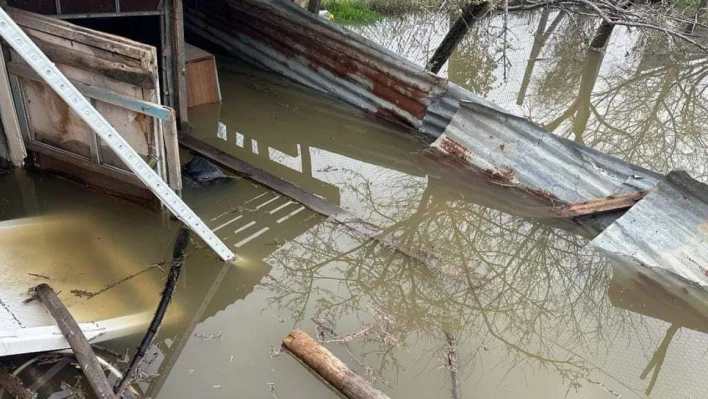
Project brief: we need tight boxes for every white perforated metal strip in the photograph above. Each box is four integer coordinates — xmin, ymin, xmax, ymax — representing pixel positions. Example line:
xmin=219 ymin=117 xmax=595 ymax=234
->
xmin=0 ymin=8 xmax=236 ymax=262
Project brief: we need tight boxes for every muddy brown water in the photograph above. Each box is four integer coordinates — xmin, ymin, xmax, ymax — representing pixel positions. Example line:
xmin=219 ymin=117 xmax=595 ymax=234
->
xmin=2 ymin=9 xmax=708 ymax=399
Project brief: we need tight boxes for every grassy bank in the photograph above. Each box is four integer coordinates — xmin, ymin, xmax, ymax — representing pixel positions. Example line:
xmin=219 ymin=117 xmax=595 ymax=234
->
xmin=323 ymin=0 xmax=459 ymax=19
xmin=322 ymin=0 xmax=383 ymax=22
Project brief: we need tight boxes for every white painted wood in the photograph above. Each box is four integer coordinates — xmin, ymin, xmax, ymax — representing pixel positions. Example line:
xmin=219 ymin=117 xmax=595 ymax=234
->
xmin=0 ymin=314 xmax=152 ymax=356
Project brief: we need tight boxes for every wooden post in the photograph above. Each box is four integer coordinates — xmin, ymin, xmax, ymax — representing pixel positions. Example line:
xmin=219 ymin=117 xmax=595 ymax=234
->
xmin=0 ymin=47 xmax=26 ymax=167
xmin=33 ymin=284 xmax=117 ymax=399
xmin=307 ymin=0 xmax=323 ymax=14
xmin=282 ymin=329 xmax=390 ymax=399
xmin=171 ymin=0 xmax=188 ymax=131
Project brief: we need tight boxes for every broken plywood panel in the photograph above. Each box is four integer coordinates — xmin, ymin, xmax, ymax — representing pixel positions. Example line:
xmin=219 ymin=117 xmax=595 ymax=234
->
xmin=590 ymin=170 xmax=708 ymax=288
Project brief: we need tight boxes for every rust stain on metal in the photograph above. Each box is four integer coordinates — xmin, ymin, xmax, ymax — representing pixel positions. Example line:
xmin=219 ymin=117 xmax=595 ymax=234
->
xmin=484 ymin=167 xmax=515 ymax=184
xmin=438 ymin=136 xmax=471 ymax=164
xmin=525 ymin=187 xmax=564 ymax=207
xmin=188 ymin=0 xmax=441 ymax=127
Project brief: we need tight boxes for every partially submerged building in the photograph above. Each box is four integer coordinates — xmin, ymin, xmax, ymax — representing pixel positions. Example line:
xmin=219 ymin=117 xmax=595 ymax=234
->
xmin=0 ymin=0 xmax=708 ymax=377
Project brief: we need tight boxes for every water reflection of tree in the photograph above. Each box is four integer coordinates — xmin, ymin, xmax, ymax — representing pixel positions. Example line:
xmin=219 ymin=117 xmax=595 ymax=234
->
xmin=345 ymin=13 xmax=450 ymax=66
xmin=260 ymin=181 xmax=645 ymax=392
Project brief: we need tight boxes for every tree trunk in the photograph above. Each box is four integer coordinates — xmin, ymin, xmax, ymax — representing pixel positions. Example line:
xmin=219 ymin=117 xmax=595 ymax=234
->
xmin=282 ymin=329 xmax=390 ymax=399
xmin=308 ymin=0 xmax=323 ymax=14
xmin=34 ymin=284 xmax=117 ymax=399
xmin=590 ymin=0 xmax=633 ymax=49
xmin=426 ymin=2 xmax=490 ymax=74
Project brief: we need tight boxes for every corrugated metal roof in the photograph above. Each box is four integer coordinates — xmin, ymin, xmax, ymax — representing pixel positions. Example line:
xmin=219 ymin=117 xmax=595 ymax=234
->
xmin=432 ymin=100 xmax=662 ymax=203
xmin=590 ymin=170 xmax=708 ymax=288
xmin=185 ymin=0 xmax=669 ymax=206
xmin=184 ymin=0 xmax=447 ymax=129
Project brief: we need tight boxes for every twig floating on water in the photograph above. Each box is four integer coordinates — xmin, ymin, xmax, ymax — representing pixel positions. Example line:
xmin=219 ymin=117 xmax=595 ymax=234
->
xmin=70 ymin=261 xmax=166 ymax=300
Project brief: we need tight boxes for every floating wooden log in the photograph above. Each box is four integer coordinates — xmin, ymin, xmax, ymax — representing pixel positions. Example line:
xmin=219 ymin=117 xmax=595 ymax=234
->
xmin=33 ymin=284 xmax=117 ymax=399
xmin=282 ymin=329 xmax=390 ymax=399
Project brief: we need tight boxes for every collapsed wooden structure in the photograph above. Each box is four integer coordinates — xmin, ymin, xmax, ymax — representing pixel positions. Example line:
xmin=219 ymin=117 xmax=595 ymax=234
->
xmin=1 ymin=0 xmax=708 ymax=396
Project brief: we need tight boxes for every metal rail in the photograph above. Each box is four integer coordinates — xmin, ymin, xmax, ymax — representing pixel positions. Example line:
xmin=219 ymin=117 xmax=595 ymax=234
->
xmin=0 ymin=7 xmax=236 ymax=262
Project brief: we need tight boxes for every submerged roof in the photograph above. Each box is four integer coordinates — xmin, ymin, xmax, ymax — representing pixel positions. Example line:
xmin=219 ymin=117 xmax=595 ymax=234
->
xmin=431 ymin=100 xmax=661 ymax=204
xmin=590 ymin=170 xmax=708 ymax=288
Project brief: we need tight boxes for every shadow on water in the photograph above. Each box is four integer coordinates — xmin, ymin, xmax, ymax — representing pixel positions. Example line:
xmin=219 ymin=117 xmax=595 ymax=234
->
xmin=3 ymin=9 xmax=708 ymax=398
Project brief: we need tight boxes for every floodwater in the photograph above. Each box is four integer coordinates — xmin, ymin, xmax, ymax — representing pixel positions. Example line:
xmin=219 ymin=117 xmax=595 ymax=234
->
xmin=2 ymin=9 xmax=708 ymax=399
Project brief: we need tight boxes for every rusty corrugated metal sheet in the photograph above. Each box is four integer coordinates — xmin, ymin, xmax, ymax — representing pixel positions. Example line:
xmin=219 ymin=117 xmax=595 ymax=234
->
xmin=184 ymin=0 xmax=448 ymax=129
xmin=590 ymin=171 xmax=708 ymax=288
xmin=431 ymin=100 xmax=662 ymax=203
xmin=185 ymin=0 xmax=669 ymax=206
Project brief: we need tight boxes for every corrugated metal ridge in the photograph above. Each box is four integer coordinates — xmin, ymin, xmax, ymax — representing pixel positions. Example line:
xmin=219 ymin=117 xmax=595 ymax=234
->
xmin=185 ymin=0 xmax=447 ymax=128
xmin=186 ymin=0 xmax=670 ymax=206
xmin=431 ymin=100 xmax=662 ymax=203
xmin=590 ymin=170 xmax=708 ymax=288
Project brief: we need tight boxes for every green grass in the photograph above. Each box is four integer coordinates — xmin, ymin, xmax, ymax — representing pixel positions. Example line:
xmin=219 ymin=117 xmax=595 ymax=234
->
xmin=675 ymin=0 xmax=702 ymax=10
xmin=323 ymin=0 xmax=383 ymax=22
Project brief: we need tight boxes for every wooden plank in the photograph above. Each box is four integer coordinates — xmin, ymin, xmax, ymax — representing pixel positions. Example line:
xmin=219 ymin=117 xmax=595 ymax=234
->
xmin=8 ymin=61 xmax=172 ymax=121
xmin=179 ymin=133 xmax=444 ymax=268
xmin=31 ymin=36 xmax=155 ymax=89
xmin=555 ymin=190 xmax=647 ymax=218
xmin=171 ymin=0 xmax=188 ymax=129
xmin=8 ymin=7 xmax=150 ymax=59
xmin=28 ymin=141 xmax=143 ymax=186
xmin=0 ymin=46 xmax=26 ymax=166
xmin=163 ymin=109 xmax=182 ymax=190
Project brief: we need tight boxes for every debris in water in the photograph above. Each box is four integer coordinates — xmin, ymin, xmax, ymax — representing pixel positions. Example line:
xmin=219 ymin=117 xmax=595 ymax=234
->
xmin=60 ymin=381 xmax=88 ymax=399
xmin=27 ymin=273 xmax=50 ymax=280
xmin=0 ymin=298 xmax=23 ymax=327
xmin=188 ymin=367 xmax=196 ymax=375
xmin=0 ymin=368 xmax=31 ymax=399
xmin=194 ymin=331 xmax=224 ymax=341
xmin=269 ymin=345 xmax=282 ymax=359
xmin=182 ymin=156 xmax=232 ymax=183
xmin=70 ymin=262 xmax=165 ymax=299
xmin=268 ymin=382 xmax=278 ymax=399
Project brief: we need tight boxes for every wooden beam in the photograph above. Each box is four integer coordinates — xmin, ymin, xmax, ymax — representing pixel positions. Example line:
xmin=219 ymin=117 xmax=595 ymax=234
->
xmin=282 ymin=329 xmax=390 ymax=399
xmin=29 ymin=37 xmax=155 ymax=89
xmin=555 ymin=190 xmax=647 ymax=218
xmin=178 ymin=133 xmax=441 ymax=267
xmin=0 ymin=48 xmax=26 ymax=167
xmin=34 ymin=284 xmax=117 ymax=399
xmin=171 ymin=0 xmax=188 ymax=130
xmin=7 ymin=62 xmax=173 ymax=121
